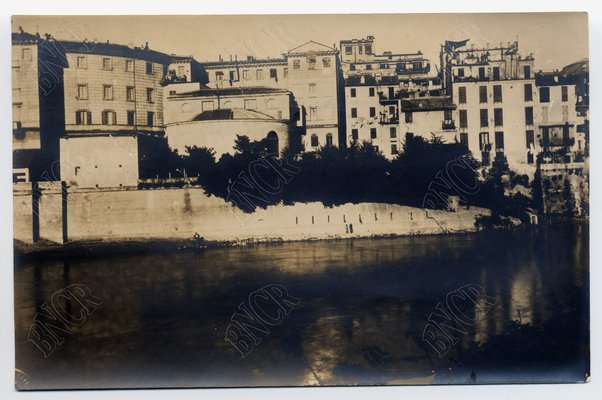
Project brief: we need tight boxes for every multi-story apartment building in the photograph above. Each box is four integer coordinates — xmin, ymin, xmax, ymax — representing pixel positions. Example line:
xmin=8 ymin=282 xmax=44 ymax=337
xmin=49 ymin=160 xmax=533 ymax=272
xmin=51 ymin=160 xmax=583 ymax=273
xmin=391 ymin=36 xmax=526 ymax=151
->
xmin=12 ymin=30 xmax=208 ymax=187
xmin=342 ymin=37 xmax=451 ymax=159
xmin=535 ymin=72 xmax=586 ymax=163
xmin=12 ymin=30 xmax=67 ymax=182
xmin=202 ymin=41 xmax=346 ymax=151
xmin=444 ymin=41 xmax=541 ymax=172
xmin=339 ymin=36 xmax=431 ymax=80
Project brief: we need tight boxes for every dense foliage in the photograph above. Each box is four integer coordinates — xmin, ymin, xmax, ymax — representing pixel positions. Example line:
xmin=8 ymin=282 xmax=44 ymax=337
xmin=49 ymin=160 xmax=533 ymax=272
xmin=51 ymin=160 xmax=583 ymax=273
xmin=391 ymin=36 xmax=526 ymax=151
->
xmin=149 ymin=133 xmax=534 ymax=221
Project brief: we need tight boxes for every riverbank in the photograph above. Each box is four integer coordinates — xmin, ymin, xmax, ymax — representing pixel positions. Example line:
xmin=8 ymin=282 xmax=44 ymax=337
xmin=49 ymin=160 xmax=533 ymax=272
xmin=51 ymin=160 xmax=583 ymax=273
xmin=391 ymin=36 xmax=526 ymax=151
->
xmin=14 ymin=221 xmax=490 ymax=260
xmin=14 ymin=184 xmax=491 ymax=252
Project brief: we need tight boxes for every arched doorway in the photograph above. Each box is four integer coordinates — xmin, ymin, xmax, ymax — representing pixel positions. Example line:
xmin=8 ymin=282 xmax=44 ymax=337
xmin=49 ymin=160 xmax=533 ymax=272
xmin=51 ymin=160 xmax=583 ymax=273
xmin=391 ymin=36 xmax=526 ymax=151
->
xmin=266 ymin=131 xmax=279 ymax=155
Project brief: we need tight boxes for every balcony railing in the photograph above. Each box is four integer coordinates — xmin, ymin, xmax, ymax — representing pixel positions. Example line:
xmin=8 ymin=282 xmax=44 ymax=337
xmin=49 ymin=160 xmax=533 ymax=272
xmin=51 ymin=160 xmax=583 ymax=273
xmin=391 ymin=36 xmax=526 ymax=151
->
xmin=442 ymin=120 xmax=456 ymax=130
xmin=379 ymin=116 xmax=399 ymax=125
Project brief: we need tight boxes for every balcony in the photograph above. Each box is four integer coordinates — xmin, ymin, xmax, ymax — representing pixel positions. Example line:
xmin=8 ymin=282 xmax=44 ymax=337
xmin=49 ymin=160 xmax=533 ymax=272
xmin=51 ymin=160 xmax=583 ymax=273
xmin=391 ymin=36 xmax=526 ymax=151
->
xmin=379 ymin=115 xmax=399 ymax=125
xmin=442 ymin=120 xmax=456 ymax=131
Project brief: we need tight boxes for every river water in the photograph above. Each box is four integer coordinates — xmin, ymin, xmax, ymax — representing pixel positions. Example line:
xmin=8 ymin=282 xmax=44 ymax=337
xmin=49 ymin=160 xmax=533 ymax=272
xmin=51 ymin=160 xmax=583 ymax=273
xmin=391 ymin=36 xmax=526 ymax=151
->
xmin=14 ymin=223 xmax=589 ymax=389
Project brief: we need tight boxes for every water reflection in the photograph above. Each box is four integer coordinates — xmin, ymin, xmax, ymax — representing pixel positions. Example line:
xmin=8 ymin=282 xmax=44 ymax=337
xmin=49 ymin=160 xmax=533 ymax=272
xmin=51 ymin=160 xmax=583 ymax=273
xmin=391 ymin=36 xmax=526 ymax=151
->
xmin=14 ymin=223 xmax=589 ymax=389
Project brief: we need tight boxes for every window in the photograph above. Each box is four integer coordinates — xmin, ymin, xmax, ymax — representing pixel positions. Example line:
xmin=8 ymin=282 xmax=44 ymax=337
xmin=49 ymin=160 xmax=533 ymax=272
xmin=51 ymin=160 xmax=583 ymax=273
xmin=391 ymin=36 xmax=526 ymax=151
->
xmin=350 ymin=88 xmax=356 ymax=98
xmin=126 ymin=86 xmax=135 ymax=101
xmin=370 ymin=128 xmax=377 ymax=139
xmin=366 ymin=64 xmax=372 ymax=70
xmin=523 ymin=65 xmax=531 ymax=79
xmin=391 ymin=144 xmax=398 ymax=155
xmin=351 ymin=108 xmax=357 ymax=118
xmin=541 ymin=106 xmax=549 ymax=123
xmin=478 ymin=67 xmax=485 ymax=80
xmin=146 ymin=88 xmax=154 ymax=102
xmin=103 ymin=85 xmax=113 ymax=100
xmin=75 ymin=110 xmax=92 ymax=125
xmin=350 ymin=64 xmax=356 ymax=71
xmin=479 ymin=132 xmax=490 ymax=151
xmin=479 ymin=86 xmax=488 ymax=103
xmin=229 ymin=70 xmax=236 ymax=81
xmin=102 ymin=57 xmax=112 ymax=70
xmin=101 ymin=110 xmax=116 ymax=125
xmin=311 ymin=134 xmax=319 ymax=147
xmin=216 ymin=71 xmax=224 ymax=81
xmin=242 ymin=70 xmax=249 ymax=80
xmin=326 ymin=133 xmax=333 ymax=146
xmin=525 ymin=107 xmax=534 ymax=125
xmin=459 ymin=110 xmax=468 ymax=128
xmin=524 ymin=84 xmax=533 ymax=101
xmin=145 ymin=62 xmax=153 ymax=75
xmin=127 ymin=111 xmax=135 ymax=126
xmin=309 ymin=83 xmax=316 ymax=94
xmin=444 ymin=109 xmax=453 ymax=121
xmin=562 ymin=86 xmax=569 ymax=102
xmin=322 ymin=58 xmax=331 ymax=68
xmin=283 ymin=68 xmax=288 ymax=78
xmin=495 ymin=131 xmax=505 ymax=150
xmin=405 ymin=111 xmax=413 ymax=123
xmin=307 ymin=54 xmax=316 ymax=70
xmin=309 ymin=107 xmax=318 ymax=121
xmin=493 ymin=67 xmax=500 ymax=80
xmin=562 ymin=105 xmax=569 ymax=122
xmin=389 ymin=106 xmax=396 ymax=115
xmin=358 ymin=45 xmax=363 ymax=55
xmin=77 ymin=84 xmax=88 ymax=100
xmin=539 ymin=87 xmax=550 ymax=103
xmin=369 ymin=87 xmax=375 ymax=97
xmin=270 ymin=68 xmax=278 ymax=78
xmin=365 ymin=44 xmax=372 ymax=55
xmin=147 ymin=112 xmax=154 ymax=127
xmin=293 ymin=60 xmax=301 ymax=69
xmin=493 ymin=85 xmax=502 ymax=102
xmin=345 ymin=46 xmax=352 ymax=55
xmin=369 ymin=107 xmax=376 ymax=118
xmin=390 ymin=127 xmax=397 ymax=138
xmin=76 ymin=55 xmax=86 ymax=68
xmin=22 ymin=48 xmax=32 ymax=61
xmin=457 ymin=68 xmax=465 ymax=77
xmin=494 ymin=108 xmax=503 ymax=126
xmin=256 ymin=69 xmax=264 ymax=80
xmin=526 ymin=130 xmax=535 ymax=148
xmin=458 ymin=87 xmax=467 ymax=104
xmin=244 ymin=99 xmax=257 ymax=110
xmin=351 ymin=129 xmax=359 ymax=140
xmin=125 ymin=59 xmax=134 ymax=72
xmin=480 ymin=109 xmax=488 ymax=127
xmin=460 ymin=133 xmax=469 ymax=146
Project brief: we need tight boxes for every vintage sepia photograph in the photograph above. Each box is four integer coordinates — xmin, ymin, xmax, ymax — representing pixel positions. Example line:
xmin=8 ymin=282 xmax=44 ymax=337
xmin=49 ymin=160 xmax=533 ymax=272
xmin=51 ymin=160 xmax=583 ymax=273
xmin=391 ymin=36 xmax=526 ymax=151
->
xmin=11 ymin=12 xmax=589 ymax=390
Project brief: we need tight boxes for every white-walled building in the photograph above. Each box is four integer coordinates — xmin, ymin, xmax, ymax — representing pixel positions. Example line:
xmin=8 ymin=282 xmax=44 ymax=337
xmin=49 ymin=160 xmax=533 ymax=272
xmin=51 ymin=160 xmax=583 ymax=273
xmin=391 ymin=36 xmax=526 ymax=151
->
xmin=202 ymin=41 xmax=346 ymax=150
xmin=164 ymin=86 xmax=296 ymax=157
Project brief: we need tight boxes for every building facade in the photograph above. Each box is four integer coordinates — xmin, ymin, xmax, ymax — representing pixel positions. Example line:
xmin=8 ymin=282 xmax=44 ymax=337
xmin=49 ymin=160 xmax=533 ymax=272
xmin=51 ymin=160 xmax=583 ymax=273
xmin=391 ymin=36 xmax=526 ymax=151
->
xmin=202 ymin=41 xmax=346 ymax=150
xmin=342 ymin=37 xmax=451 ymax=159
xmin=164 ymin=86 xmax=296 ymax=157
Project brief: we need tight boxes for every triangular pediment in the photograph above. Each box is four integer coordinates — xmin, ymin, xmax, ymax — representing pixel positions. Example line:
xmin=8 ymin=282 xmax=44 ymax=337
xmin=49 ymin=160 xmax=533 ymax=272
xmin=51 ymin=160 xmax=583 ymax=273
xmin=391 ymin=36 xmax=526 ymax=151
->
xmin=286 ymin=40 xmax=336 ymax=55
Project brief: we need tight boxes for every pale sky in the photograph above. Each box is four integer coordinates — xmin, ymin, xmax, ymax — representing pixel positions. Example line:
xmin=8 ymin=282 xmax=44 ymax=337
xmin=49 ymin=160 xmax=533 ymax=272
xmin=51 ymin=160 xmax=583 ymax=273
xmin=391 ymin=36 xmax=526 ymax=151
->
xmin=13 ymin=13 xmax=588 ymax=71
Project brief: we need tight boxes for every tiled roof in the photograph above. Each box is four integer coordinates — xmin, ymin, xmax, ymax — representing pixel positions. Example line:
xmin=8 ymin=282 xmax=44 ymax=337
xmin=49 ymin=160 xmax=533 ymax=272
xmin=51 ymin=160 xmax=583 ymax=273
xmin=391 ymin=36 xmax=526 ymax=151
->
xmin=174 ymin=86 xmax=289 ymax=98
xmin=192 ymin=108 xmax=275 ymax=121
xmin=58 ymin=40 xmax=173 ymax=64
xmin=12 ymin=31 xmax=41 ymax=43
xmin=561 ymin=59 xmax=589 ymax=75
